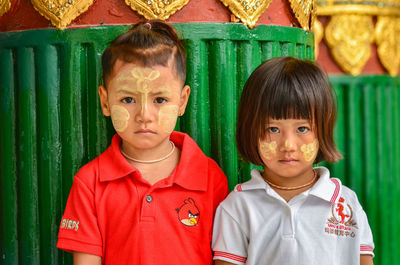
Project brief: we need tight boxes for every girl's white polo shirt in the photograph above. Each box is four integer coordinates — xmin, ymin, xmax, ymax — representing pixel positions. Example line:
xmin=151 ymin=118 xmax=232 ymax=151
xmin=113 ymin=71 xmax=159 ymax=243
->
xmin=212 ymin=167 xmax=374 ymax=265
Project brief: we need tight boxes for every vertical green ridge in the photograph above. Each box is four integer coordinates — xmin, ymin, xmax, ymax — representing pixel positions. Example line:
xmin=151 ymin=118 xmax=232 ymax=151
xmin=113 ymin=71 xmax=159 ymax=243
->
xmin=16 ymin=47 xmax=40 ymax=265
xmin=208 ymin=40 xmax=238 ymax=190
xmin=36 ymin=45 xmax=62 ymax=265
xmin=184 ymin=39 xmax=211 ymax=155
xmin=0 ymin=48 xmax=18 ymax=265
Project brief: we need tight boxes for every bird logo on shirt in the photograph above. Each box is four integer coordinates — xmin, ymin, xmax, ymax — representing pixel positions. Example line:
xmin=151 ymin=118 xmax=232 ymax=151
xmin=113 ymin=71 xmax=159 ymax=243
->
xmin=328 ymin=197 xmax=358 ymax=228
xmin=176 ymin=198 xmax=200 ymax=226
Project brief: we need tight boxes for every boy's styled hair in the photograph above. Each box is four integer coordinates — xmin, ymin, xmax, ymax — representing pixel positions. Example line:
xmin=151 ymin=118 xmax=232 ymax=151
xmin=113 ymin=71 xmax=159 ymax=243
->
xmin=236 ymin=56 xmax=342 ymax=165
xmin=102 ymin=20 xmax=186 ymax=87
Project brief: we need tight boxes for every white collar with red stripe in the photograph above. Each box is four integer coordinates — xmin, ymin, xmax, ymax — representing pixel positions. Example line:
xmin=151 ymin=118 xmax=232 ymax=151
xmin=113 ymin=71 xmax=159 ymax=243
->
xmin=234 ymin=166 xmax=342 ymax=205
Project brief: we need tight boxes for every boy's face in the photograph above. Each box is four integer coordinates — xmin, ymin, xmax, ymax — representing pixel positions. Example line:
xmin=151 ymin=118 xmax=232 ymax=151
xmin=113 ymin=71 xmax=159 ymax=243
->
xmin=259 ymin=119 xmax=318 ymax=181
xmin=98 ymin=60 xmax=190 ymax=151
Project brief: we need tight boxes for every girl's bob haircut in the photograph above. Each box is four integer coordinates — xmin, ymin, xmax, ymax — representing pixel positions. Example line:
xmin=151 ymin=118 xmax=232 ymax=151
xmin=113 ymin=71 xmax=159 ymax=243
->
xmin=236 ymin=56 xmax=342 ymax=165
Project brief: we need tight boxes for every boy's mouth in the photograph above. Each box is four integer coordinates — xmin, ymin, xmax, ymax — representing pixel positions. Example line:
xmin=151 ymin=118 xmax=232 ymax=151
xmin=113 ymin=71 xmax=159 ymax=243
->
xmin=135 ymin=129 xmax=156 ymax=134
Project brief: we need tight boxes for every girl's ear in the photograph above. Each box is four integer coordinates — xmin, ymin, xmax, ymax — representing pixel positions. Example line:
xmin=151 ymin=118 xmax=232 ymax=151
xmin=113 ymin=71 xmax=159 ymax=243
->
xmin=178 ymin=85 xmax=191 ymax=116
xmin=98 ymin=85 xmax=111 ymax=116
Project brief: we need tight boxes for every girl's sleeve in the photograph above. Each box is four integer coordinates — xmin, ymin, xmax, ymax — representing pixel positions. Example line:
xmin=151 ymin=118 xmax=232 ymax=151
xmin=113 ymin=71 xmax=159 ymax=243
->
xmin=212 ymin=204 xmax=248 ymax=265
xmin=358 ymin=208 xmax=375 ymax=257
xmin=57 ymin=175 xmax=103 ymax=257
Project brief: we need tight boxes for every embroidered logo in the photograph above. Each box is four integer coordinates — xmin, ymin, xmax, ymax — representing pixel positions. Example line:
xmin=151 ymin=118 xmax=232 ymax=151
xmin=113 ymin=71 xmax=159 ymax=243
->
xmin=325 ymin=197 xmax=357 ymax=237
xmin=60 ymin=218 xmax=80 ymax=231
xmin=176 ymin=198 xmax=200 ymax=226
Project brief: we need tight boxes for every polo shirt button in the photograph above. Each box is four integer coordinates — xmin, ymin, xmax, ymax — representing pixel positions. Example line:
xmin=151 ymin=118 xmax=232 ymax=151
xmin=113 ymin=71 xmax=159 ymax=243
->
xmin=146 ymin=195 xmax=152 ymax=203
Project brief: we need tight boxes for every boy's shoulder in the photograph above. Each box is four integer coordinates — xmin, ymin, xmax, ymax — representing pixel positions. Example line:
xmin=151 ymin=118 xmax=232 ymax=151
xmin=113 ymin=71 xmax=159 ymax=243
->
xmin=172 ymin=131 xmax=225 ymax=177
xmin=73 ymin=134 xmax=129 ymax=187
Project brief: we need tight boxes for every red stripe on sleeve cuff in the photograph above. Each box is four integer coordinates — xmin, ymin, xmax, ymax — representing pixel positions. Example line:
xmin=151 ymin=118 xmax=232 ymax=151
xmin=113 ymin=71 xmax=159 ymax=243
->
xmin=360 ymin=245 xmax=374 ymax=252
xmin=214 ymin=251 xmax=247 ymax=263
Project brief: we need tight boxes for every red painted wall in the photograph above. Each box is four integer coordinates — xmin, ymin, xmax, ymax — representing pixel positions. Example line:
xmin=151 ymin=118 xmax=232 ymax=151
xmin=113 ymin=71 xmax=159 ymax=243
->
xmin=0 ymin=0 xmax=385 ymax=75
xmin=0 ymin=0 xmax=294 ymax=31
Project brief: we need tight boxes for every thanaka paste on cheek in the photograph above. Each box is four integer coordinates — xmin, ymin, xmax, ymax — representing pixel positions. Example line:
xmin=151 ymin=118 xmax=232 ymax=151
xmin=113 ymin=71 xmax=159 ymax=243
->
xmin=259 ymin=141 xmax=277 ymax=160
xmin=300 ymin=139 xmax=319 ymax=161
xmin=110 ymin=105 xmax=130 ymax=132
xmin=158 ymin=105 xmax=179 ymax=133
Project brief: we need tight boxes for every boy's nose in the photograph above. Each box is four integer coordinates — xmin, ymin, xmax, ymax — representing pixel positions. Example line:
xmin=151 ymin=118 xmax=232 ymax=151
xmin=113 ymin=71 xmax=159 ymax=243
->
xmin=136 ymin=100 xmax=153 ymax=123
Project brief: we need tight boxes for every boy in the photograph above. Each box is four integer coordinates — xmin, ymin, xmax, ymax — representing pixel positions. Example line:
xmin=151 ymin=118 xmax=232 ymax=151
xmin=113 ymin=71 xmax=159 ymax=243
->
xmin=57 ymin=20 xmax=228 ymax=265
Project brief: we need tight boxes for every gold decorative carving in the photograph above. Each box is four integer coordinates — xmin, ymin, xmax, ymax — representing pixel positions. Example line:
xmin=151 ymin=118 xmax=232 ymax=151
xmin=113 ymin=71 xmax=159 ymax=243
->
xmin=316 ymin=0 xmax=400 ymax=75
xmin=0 ymin=0 xmax=11 ymax=17
xmin=317 ymin=0 xmax=400 ymax=16
xmin=325 ymin=15 xmax=374 ymax=76
xmin=219 ymin=0 xmax=272 ymax=29
xmin=125 ymin=0 xmax=189 ymax=20
xmin=31 ymin=0 xmax=94 ymax=29
xmin=288 ymin=0 xmax=315 ymax=31
xmin=313 ymin=18 xmax=323 ymax=59
xmin=375 ymin=16 xmax=400 ymax=76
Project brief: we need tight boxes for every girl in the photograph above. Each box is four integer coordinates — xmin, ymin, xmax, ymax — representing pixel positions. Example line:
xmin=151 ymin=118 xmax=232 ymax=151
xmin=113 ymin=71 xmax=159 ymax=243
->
xmin=212 ymin=57 xmax=374 ymax=265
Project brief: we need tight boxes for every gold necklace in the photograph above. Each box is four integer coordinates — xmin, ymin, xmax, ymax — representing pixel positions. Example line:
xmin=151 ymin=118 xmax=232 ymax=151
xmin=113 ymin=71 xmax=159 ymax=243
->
xmin=264 ymin=170 xmax=317 ymax=191
xmin=120 ymin=141 xmax=175 ymax=164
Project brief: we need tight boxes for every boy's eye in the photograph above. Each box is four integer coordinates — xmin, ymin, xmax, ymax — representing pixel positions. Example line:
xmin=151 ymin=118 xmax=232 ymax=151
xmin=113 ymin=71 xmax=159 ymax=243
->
xmin=297 ymin=126 xmax=309 ymax=133
xmin=122 ymin=97 xmax=134 ymax=104
xmin=155 ymin=97 xmax=167 ymax=104
xmin=267 ymin=127 xmax=280 ymax=133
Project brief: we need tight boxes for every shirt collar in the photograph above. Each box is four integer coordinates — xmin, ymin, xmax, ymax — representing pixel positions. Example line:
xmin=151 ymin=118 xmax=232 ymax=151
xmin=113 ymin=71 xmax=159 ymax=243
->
xmin=235 ymin=166 xmax=342 ymax=204
xmin=99 ymin=132 xmax=208 ymax=191
xmin=309 ymin=166 xmax=342 ymax=204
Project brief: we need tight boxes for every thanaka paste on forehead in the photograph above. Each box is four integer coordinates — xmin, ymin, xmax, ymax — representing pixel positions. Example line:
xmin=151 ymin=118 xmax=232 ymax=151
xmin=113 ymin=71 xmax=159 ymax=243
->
xmin=110 ymin=105 xmax=130 ymax=132
xmin=300 ymin=139 xmax=319 ymax=162
xmin=259 ymin=141 xmax=277 ymax=160
xmin=159 ymin=105 xmax=179 ymax=133
xmin=114 ymin=67 xmax=161 ymax=114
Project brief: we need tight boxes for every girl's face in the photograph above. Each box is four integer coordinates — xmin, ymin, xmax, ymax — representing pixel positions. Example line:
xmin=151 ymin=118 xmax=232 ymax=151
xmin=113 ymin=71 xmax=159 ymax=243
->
xmin=258 ymin=118 xmax=319 ymax=182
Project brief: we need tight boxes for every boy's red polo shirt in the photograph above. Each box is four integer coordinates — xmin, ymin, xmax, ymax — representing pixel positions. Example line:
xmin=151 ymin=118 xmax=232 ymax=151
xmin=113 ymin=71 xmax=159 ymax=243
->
xmin=57 ymin=131 xmax=228 ymax=265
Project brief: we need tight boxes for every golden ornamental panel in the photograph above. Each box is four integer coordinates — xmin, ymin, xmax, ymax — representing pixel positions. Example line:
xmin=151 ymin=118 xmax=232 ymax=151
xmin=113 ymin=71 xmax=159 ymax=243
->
xmin=125 ymin=0 xmax=189 ymax=20
xmin=316 ymin=0 xmax=400 ymax=75
xmin=375 ymin=16 xmax=400 ymax=76
xmin=219 ymin=0 xmax=272 ymax=29
xmin=312 ymin=18 xmax=323 ymax=58
xmin=325 ymin=15 xmax=374 ymax=76
xmin=288 ymin=0 xmax=315 ymax=31
xmin=0 ymin=0 xmax=12 ymax=17
xmin=317 ymin=0 xmax=400 ymax=16
xmin=31 ymin=0 xmax=94 ymax=29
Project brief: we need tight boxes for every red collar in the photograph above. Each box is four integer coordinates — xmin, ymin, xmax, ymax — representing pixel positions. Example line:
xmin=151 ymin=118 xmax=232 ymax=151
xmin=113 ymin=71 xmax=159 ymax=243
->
xmin=98 ymin=132 xmax=208 ymax=191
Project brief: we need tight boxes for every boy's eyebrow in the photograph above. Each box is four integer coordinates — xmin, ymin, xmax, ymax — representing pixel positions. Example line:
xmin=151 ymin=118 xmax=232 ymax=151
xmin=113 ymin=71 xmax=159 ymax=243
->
xmin=150 ymin=89 xmax=171 ymax=95
xmin=116 ymin=88 xmax=139 ymax=95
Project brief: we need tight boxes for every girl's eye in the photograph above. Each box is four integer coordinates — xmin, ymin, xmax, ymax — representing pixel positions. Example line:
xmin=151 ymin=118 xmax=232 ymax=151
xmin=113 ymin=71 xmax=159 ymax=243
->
xmin=155 ymin=97 xmax=167 ymax=104
xmin=297 ymin=126 xmax=310 ymax=133
xmin=267 ymin=127 xmax=280 ymax=133
xmin=122 ymin=97 xmax=134 ymax=103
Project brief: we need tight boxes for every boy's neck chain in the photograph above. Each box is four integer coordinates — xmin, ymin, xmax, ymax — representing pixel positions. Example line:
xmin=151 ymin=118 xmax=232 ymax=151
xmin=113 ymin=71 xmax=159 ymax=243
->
xmin=264 ymin=170 xmax=317 ymax=191
xmin=120 ymin=141 xmax=175 ymax=164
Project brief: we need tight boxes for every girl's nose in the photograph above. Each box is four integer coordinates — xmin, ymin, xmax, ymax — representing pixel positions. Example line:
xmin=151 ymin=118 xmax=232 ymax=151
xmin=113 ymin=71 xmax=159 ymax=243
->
xmin=281 ymin=138 xmax=296 ymax=152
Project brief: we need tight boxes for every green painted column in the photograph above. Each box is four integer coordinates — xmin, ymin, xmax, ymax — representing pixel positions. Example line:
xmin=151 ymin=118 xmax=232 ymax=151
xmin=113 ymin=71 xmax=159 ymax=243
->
xmin=4 ymin=24 xmax=398 ymax=265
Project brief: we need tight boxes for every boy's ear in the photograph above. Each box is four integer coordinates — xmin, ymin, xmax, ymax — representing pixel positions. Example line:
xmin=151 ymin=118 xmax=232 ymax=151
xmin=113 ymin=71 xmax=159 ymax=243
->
xmin=98 ymin=85 xmax=111 ymax=116
xmin=178 ymin=85 xmax=190 ymax=116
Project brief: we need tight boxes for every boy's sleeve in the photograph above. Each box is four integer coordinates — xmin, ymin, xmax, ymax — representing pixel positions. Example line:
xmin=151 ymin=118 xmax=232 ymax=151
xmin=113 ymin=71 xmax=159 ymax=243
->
xmin=358 ymin=208 xmax=375 ymax=257
xmin=212 ymin=205 xmax=248 ymax=265
xmin=57 ymin=175 xmax=103 ymax=257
